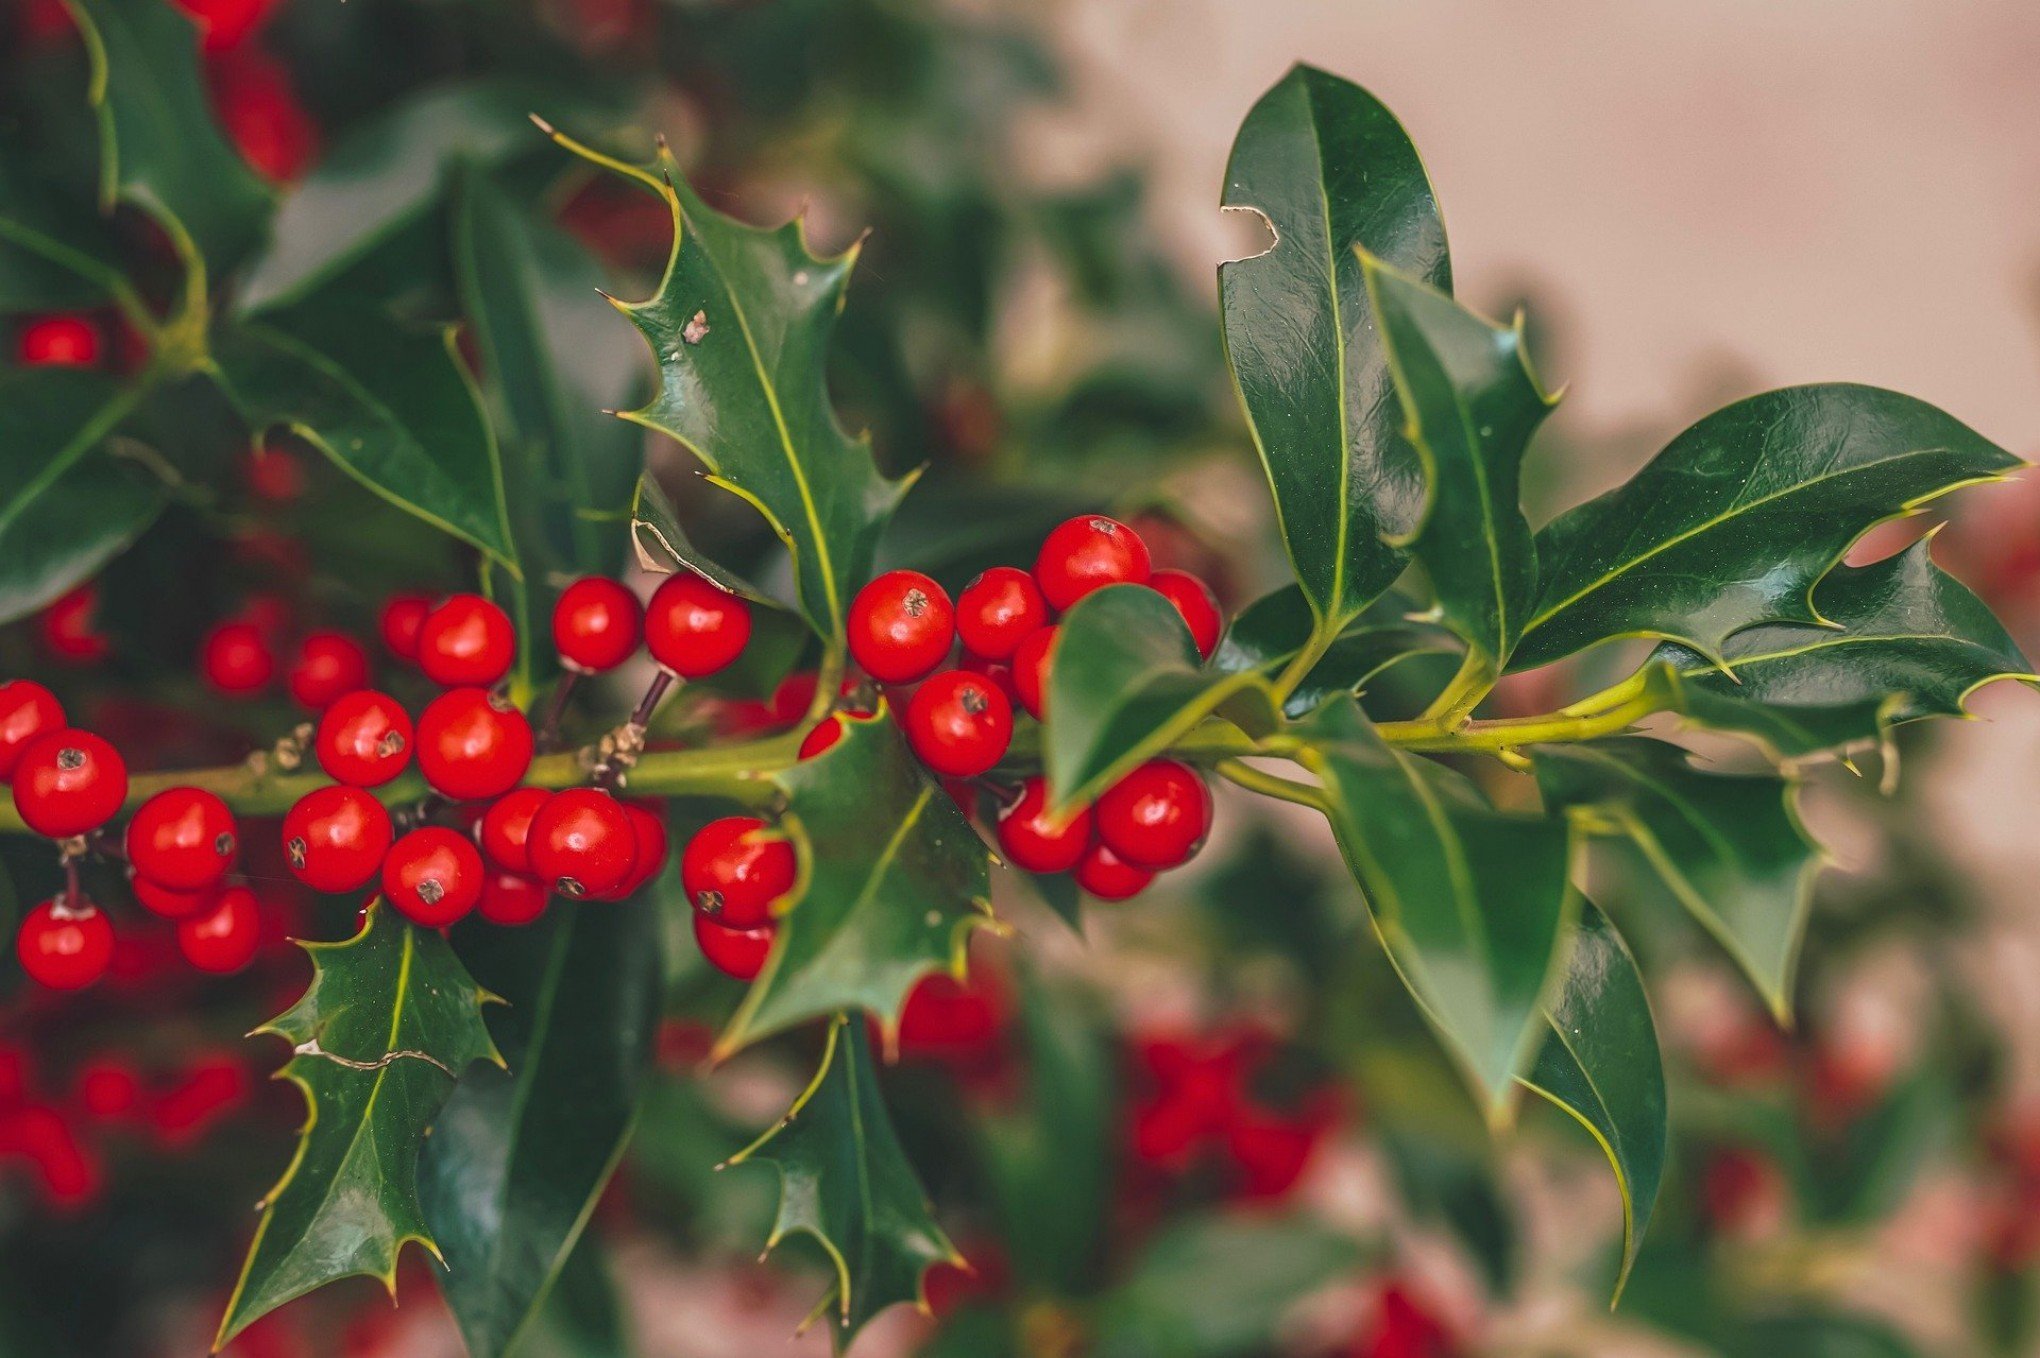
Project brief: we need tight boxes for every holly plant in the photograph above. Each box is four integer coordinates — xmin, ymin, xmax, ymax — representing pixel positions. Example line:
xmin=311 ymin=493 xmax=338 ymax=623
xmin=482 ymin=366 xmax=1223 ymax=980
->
xmin=1 ymin=3 xmax=2033 ymax=1353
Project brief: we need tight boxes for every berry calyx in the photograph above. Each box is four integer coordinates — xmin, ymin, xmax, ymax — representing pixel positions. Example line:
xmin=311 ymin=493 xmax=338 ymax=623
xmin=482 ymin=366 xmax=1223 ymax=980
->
xmin=478 ymin=870 xmax=550 ymax=926
xmin=476 ymin=786 xmax=551 ymax=873
xmin=382 ymin=827 xmax=485 ymax=927
xmin=16 ymin=898 xmax=113 ymax=990
xmin=681 ymin=816 xmax=796 ymax=930
xmin=315 ymin=690 xmax=414 ymax=787
xmin=995 ymin=777 xmax=1093 ymax=875
xmin=1033 ymin=514 xmax=1151 ymax=611
xmin=125 ymin=787 xmax=238 ymax=891
xmin=1011 ymin=625 xmax=1057 ymax=721
xmin=0 ymin=680 xmax=65 ymax=781
xmin=379 ymin=593 xmax=431 ymax=661
xmin=416 ymin=688 xmax=534 ymax=801
xmin=199 ymin=620 xmax=276 ymax=695
xmin=416 ymin=594 xmax=516 ymax=687
xmin=956 ymin=566 xmax=1050 ymax=662
xmin=131 ymin=874 xmax=217 ymax=921
xmin=282 ymin=785 xmax=392 ymax=892
xmin=11 ymin=730 xmax=128 ymax=838
xmin=1074 ymin=841 xmax=1153 ymax=901
xmin=286 ymin=630 xmax=370 ymax=710
xmin=904 ymin=670 xmax=1013 ymax=778
xmin=848 ymin=570 xmax=955 ymax=684
xmin=527 ymin=789 xmax=638 ymax=899
xmin=1096 ymin=760 xmax=1212 ymax=869
xmin=797 ymin=709 xmax=873 ymax=761
xmin=1148 ymin=569 xmax=1223 ymax=660
xmin=644 ymin=573 xmax=752 ymax=678
xmin=553 ymin=577 xmax=644 ymax=673
xmin=16 ymin=313 xmax=101 ymax=368
xmin=176 ymin=886 xmax=261 ymax=974
xmin=693 ymin=913 xmax=774 ymax=982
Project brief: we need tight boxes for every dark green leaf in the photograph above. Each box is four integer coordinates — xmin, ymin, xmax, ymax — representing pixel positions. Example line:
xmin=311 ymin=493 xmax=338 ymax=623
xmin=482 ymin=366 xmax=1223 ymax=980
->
xmin=419 ymin=901 xmax=662 ymax=1358
xmin=629 ymin=472 xmax=780 ymax=606
xmin=1534 ymin=739 xmax=1820 ymax=1019
xmin=726 ymin=1015 xmax=959 ymax=1337
xmin=1045 ymin=584 xmax=1279 ymax=810
xmin=1218 ymin=64 xmax=1449 ymax=633
xmin=1299 ymin=696 xmax=1577 ymax=1114
xmin=1362 ymin=254 xmax=1552 ymax=675
xmin=515 ymin=1236 xmax=630 ymax=1358
xmin=1522 ymin=900 xmax=1665 ymax=1300
xmin=714 ymin=707 xmax=993 ymax=1057
xmin=0 ymin=151 xmax=124 ymax=311
xmin=1212 ymin=582 xmax=1457 ymax=719
xmin=216 ymin=905 xmax=502 ymax=1349
xmin=1515 ymin=385 xmax=2019 ymax=669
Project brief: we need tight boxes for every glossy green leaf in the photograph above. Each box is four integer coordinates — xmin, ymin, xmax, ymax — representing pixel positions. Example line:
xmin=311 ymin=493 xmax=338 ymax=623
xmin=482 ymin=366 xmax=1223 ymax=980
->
xmin=216 ymin=905 xmax=502 ymax=1349
xmin=1213 ymin=582 xmax=1457 ymax=719
xmin=418 ymin=901 xmax=662 ymax=1358
xmin=66 ymin=0 xmax=272 ymax=272
xmin=0 ymin=151 xmax=124 ymax=311
xmin=212 ymin=297 xmax=516 ymax=568
xmin=715 ymin=706 xmax=994 ymax=1058
xmin=0 ymin=370 xmax=160 ymax=624
xmin=726 ymin=1014 xmax=959 ymax=1337
xmin=629 ymin=471 xmax=781 ymax=607
xmin=1522 ymin=900 xmax=1665 ymax=1301
xmin=559 ymin=138 xmax=911 ymax=643
xmin=1534 ymin=738 xmax=1821 ymax=1019
xmin=1515 ymin=385 xmax=2019 ymax=669
xmin=1045 ymin=584 xmax=1279 ymax=810
xmin=1658 ymin=538 xmax=2036 ymax=759
xmin=1362 ymin=253 xmax=1553 ymax=674
xmin=1218 ymin=64 xmax=1449 ymax=634
xmin=1299 ymin=696 xmax=1577 ymax=1115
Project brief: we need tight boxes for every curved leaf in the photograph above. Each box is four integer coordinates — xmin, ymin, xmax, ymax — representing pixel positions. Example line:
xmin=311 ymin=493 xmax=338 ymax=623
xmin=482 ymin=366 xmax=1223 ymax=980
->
xmin=0 ymin=151 xmax=125 ymax=311
xmin=1213 ymin=583 xmax=1459 ymax=720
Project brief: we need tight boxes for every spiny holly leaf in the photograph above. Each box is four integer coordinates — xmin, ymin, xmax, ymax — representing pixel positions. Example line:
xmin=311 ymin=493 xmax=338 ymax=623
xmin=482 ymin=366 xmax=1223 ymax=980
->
xmin=0 ymin=150 xmax=126 ymax=311
xmin=1362 ymin=253 xmax=1554 ymax=678
xmin=714 ymin=706 xmax=994 ymax=1059
xmin=1213 ymin=582 xmax=1458 ymax=719
xmin=216 ymin=905 xmax=502 ymax=1350
xmin=1514 ymin=385 xmax=2019 ymax=670
xmin=1218 ymin=64 xmax=1450 ymax=635
xmin=1657 ymin=538 xmax=2036 ymax=760
xmin=1534 ymin=739 xmax=1822 ymax=1020
xmin=1522 ymin=900 xmax=1665 ymax=1302
xmin=65 ymin=0 xmax=272 ymax=274
xmin=0 ymin=369 xmax=160 ymax=624
xmin=418 ymin=901 xmax=662 ymax=1358
xmin=725 ymin=1014 xmax=959 ymax=1340
xmin=552 ymin=133 xmax=912 ymax=645
xmin=1299 ymin=696 xmax=1577 ymax=1116
xmin=1046 ymin=584 xmax=1280 ymax=811
xmin=630 ymin=471 xmax=781 ymax=606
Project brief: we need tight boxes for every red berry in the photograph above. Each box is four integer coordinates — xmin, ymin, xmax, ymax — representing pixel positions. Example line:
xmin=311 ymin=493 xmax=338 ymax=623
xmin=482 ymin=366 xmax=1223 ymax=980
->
xmin=1011 ymin=625 xmax=1057 ymax=721
xmin=1074 ymin=841 xmax=1153 ymax=901
xmin=240 ymin=446 xmax=304 ymax=503
xmin=1148 ymin=569 xmax=1223 ymax=660
xmin=599 ymin=799 xmax=670 ymax=900
xmin=199 ymin=620 xmax=275 ymax=695
xmin=681 ymin=816 xmax=796 ymax=930
xmin=1033 ymin=515 xmax=1150 ymax=611
xmin=382 ymin=827 xmax=485 ymax=927
xmin=37 ymin=584 xmax=111 ymax=664
xmin=16 ymin=314 xmax=101 ymax=368
xmin=476 ymin=786 xmax=551 ymax=873
xmin=170 ymin=0 xmax=280 ymax=50
xmin=478 ymin=870 xmax=550 ymax=926
xmin=416 ymin=688 xmax=533 ymax=801
xmin=797 ymin=709 xmax=873 ymax=761
xmin=131 ymin=874 xmax=217 ymax=921
xmin=11 ymin=730 xmax=127 ymax=837
xmin=315 ymin=690 xmax=414 ymax=788
xmin=904 ymin=670 xmax=1013 ymax=778
xmin=379 ymin=593 xmax=431 ymax=661
xmin=282 ymin=785 xmax=392 ymax=892
xmin=287 ymin=630 xmax=370 ymax=709
xmin=995 ymin=777 xmax=1093 ymax=875
xmin=16 ymin=898 xmax=113 ymax=989
xmin=693 ymin=912 xmax=774 ymax=982
xmin=644 ymin=573 xmax=752 ymax=678
xmin=527 ymin=789 xmax=638 ymax=899
xmin=1096 ymin=760 xmax=1211 ymax=869
xmin=553 ymin=577 xmax=643 ymax=673
xmin=848 ymin=570 xmax=955 ymax=684
xmin=0 ymin=680 xmax=65 ymax=781
xmin=176 ymin=886 xmax=260 ymax=974
xmin=125 ymin=787 xmax=237 ymax=891
xmin=76 ymin=1059 xmax=142 ymax=1119
xmin=209 ymin=49 xmax=318 ymax=182
xmin=957 ymin=651 xmax=1020 ymax=708
xmin=956 ymin=566 xmax=1050 ymax=661
xmin=417 ymin=594 xmax=516 ymax=687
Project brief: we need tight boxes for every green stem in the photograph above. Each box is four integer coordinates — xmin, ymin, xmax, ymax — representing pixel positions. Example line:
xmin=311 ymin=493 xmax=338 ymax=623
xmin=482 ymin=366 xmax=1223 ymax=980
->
xmin=1416 ymin=649 xmax=1494 ymax=728
xmin=1377 ymin=682 xmax=1665 ymax=753
xmin=1270 ymin=622 xmax=1338 ymax=705
xmin=1215 ymin=759 xmax=1324 ymax=810
xmin=805 ymin=642 xmax=847 ymax=726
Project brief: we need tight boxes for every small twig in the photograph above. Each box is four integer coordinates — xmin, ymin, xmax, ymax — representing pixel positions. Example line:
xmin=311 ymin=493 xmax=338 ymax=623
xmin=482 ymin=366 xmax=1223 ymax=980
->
xmin=537 ymin=670 xmax=581 ymax=750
